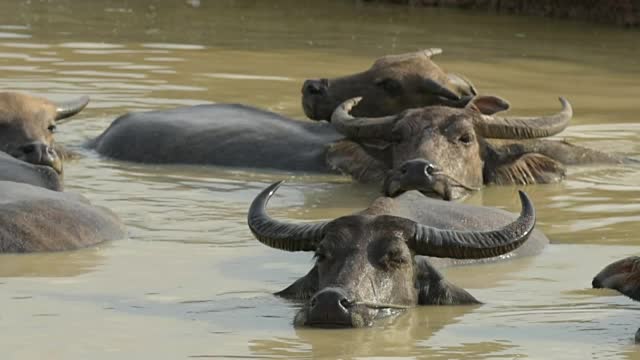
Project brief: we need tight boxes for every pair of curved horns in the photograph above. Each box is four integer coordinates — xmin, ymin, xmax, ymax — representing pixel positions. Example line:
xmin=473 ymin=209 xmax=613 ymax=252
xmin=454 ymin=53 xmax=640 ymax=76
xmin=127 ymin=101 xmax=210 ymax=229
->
xmin=247 ymin=181 xmax=535 ymax=259
xmin=55 ymin=95 xmax=90 ymax=123
xmin=331 ymin=97 xmax=572 ymax=141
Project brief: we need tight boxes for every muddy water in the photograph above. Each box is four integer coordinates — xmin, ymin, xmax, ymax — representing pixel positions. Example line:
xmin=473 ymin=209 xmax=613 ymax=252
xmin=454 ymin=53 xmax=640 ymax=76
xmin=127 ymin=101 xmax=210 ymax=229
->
xmin=1 ymin=0 xmax=640 ymax=358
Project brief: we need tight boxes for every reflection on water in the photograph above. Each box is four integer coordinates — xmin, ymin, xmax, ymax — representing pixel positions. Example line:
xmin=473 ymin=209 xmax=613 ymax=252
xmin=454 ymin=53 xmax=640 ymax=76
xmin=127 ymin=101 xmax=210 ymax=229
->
xmin=0 ymin=0 xmax=639 ymax=358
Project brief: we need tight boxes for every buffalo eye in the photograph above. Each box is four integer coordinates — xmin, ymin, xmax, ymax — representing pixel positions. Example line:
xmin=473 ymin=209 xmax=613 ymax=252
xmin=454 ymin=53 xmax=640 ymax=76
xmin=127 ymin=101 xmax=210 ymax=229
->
xmin=314 ymin=249 xmax=330 ymax=263
xmin=375 ymin=78 xmax=403 ymax=97
xmin=47 ymin=124 xmax=57 ymax=133
xmin=458 ymin=132 xmax=473 ymax=144
xmin=381 ymin=248 xmax=407 ymax=269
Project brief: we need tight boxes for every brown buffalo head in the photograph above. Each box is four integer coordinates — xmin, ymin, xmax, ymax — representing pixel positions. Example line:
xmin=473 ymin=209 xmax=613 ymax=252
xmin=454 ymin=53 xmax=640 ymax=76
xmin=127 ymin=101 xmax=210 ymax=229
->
xmin=593 ymin=256 xmax=640 ymax=302
xmin=302 ymin=48 xmax=478 ymax=121
xmin=0 ymin=92 xmax=89 ymax=174
xmin=592 ymin=256 xmax=640 ymax=343
xmin=328 ymin=96 xmax=572 ymax=200
xmin=248 ymin=181 xmax=536 ymax=327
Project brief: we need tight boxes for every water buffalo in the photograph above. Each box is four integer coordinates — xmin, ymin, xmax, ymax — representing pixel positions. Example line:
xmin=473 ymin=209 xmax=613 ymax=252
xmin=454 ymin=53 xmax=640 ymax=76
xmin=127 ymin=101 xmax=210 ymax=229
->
xmin=248 ymin=181 xmax=545 ymax=327
xmin=87 ymin=96 xmax=574 ymax=186
xmin=0 ymin=181 xmax=126 ymax=252
xmin=302 ymin=48 xmax=477 ymax=120
xmin=592 ymin=256 xmax=640 ymax=342
xmin=331 ymin=96 xmax=625 ymax=200
xmin=88 ymin=49 xmax=483 ymax=170
xmin=0 ymin=91 xmax=89 ymax=183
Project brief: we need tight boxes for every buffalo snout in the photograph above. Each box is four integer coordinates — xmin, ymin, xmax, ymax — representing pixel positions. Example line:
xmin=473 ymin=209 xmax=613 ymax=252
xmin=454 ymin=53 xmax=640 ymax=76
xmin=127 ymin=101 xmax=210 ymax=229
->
xmin=384 ymin=159 xmax=447 ymax=198
xmin=306 ymin=287 xmax=353 ymax=327
xmin=301 ymin=78 xmax=332 ymax=121
xmin=302 ymin=79 xmax=329 ymax=96
xmin=16 ymin=141 xmax=62 ymax=174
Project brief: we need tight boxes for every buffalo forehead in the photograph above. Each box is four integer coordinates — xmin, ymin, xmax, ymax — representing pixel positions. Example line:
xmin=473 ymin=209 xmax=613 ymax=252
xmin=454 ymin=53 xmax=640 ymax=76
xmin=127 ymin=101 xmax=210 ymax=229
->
xmin=0 ymin=93 xmax=56 ymax=123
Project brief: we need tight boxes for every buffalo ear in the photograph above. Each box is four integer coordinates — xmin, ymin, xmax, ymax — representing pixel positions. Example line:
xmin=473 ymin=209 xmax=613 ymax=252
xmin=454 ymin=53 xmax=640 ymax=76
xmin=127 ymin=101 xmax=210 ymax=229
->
xmin=415 ymin=257 xmax=480 ymax=305
xmin=326 ymin=139 xmax=390 ymax=183
xmin=488 ymin=153 xmax=566 ymax=186
xmin=275 ymin=266 xmax=319 ymax=301
xmin=466 ymin=95 xmax=510 ymax=115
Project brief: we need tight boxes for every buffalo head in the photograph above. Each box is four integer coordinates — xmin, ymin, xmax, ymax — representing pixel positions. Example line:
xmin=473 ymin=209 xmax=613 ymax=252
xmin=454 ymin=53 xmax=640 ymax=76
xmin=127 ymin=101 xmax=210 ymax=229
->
xmin=302 ymin=48 xmax=478 ymax=121
xmin=0 ymin=92 xmax=89 ymax=174
xmin=593 ymin=256 xmax=640 ymax=302
xmin=248 ymin=181 xmax=536 ymax=328
xmin=593 ymin=256 xmax=640 ymax=343
xmin=329 ymin=96 xmax=572 ymax=200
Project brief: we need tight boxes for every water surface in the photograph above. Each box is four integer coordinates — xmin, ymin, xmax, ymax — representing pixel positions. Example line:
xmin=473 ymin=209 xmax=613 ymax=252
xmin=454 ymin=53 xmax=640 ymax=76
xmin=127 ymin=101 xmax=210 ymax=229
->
xmin=1 ymin=1 xmax=640 ymax=358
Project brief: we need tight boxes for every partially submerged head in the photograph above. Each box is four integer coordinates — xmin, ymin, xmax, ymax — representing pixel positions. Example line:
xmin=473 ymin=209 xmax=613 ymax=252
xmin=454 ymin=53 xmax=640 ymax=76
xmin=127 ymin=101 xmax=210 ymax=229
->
xmin=593 ymin=256 xmax=640 ymax=343
xmin=248 ymin=181 xmax=536 ymax=327
xmin=0 ymin=92 xmax=89 ymax=175
xmin=593 ymin=256 xmax=640 ymax=302
xmin=301 ymin=49 xmax=477 ymax=121
xmin=331 ymin=96 xmax=572 ymax=200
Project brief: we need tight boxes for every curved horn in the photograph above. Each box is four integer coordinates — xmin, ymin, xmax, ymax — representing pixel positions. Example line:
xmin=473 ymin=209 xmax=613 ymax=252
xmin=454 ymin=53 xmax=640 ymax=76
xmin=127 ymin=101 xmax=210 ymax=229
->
xmin=55 ymin=95 xmax=90 ymax=122
xmin=410 ymin=190 xmax=535 ymax=259
xmin=474 ymin=97 xmax=572 ymax=139
xmin=330 ymin=97 xmax=398 ymax=140
xmin=420 ymin=79 xmax=460 ymax=100
xmin=376 ymin=48 xmax=442 ymax=64
xmin=247 ymin=181 xmax=328 ymax=252
xmin=422 ymin=48 xmax=442 ymax=58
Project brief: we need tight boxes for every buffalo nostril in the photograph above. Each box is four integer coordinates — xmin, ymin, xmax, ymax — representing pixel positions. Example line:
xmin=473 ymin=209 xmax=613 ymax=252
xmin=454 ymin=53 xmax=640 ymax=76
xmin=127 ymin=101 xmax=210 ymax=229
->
xmin=304 ymin=80 xmax=327 ymax=95
xmin=426 ymin=164 xmax=435 ymax=175
xmin=307 ymin=84 xmax=322 ymax=95
xmin=310 ymin=297 xmax=318 ymax=308
xmin=339 ymin=298 xmax=352 ymax=309
xmin=21 ymin=144 xmax=36 ymax=155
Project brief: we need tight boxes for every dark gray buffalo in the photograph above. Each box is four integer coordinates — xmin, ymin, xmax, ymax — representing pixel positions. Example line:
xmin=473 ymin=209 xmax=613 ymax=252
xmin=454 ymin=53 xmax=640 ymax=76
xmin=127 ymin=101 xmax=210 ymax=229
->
xmin=88 ymin=49 xmax=482 ymax=170
xmin=0 ymin=181 xmax=126 ymax=252
xmin=592 ymin=256 xmax=640 ymax=342
xmin=0 ymin=91 xmax=89 ymax=187
xmin=331 ymin=96 xmax=626 ymax=200
xmin=248 ymin=181 xmax=544 ymax=327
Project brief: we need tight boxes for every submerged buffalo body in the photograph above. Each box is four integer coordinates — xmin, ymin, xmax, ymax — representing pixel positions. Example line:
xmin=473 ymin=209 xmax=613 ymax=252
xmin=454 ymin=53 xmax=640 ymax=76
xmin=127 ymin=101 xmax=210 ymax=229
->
xmin=0 ymin=181 xmax=126 ymax=252
xmin=0 ymin=91 xmax=89 ymax=184
xmin=248 ymin=181 xmax=546 ymax=327
xmin=592 ymin=256 xmax=640 ymax=342
xmin=90 ymin=104 xmax=342 ymax=171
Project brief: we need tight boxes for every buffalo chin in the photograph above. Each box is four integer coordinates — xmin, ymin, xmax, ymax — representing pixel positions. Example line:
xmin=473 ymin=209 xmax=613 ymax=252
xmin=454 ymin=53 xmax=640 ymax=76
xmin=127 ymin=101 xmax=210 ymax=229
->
xmin=294 ymin=305 xmax=404 ymax=328
xmin=384 ymin=177 xmax=469 ymax=201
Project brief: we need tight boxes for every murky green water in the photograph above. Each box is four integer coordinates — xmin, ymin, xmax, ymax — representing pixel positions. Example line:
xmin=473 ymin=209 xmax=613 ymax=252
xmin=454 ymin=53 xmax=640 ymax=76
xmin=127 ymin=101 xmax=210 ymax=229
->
xmin=1 ymin=1 xmax=640 ymax=358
